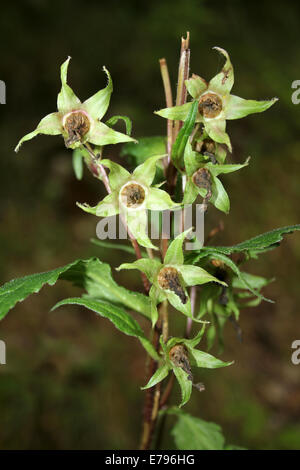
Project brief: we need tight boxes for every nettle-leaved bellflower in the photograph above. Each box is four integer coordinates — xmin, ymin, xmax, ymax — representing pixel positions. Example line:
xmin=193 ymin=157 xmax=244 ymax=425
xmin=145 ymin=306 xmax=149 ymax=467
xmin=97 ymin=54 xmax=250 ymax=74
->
xmin=117 ymin=230 xmax=227 ymax=326
xmin=77 ymin=155 xmax=178 ymax=250
xmin=15 ymin=57 xmax=135 ymax=152
xmin=155 ymin=47 xmax=278 ymax=151
xmin=183 ymin=141 xmax=249 ymax=214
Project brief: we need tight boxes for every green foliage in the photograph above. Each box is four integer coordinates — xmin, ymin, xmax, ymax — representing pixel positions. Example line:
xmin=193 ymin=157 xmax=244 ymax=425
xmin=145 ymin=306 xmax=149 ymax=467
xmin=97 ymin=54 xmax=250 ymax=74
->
xmin=72 ymin=148 xmax=84 ymax=180
xmin=51 ymin=297 xmax=159 ymax=360
xmin=167 ymin=408 xmax=244 ymax=450
xmin=0 ymin=257 xmax=151 ymax=321
xmin=121 ymin=136 xmax=166 ymax=167
xmin=186 ymin=225 xmax=300 ymax=262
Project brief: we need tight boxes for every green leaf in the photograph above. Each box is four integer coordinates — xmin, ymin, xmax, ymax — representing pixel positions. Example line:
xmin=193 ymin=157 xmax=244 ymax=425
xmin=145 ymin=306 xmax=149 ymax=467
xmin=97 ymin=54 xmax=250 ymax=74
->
xmin=72 ymin=148 xmax=84 ymax=180
xmin=168 ymin=409 xmax=225 ymax=450
xmin=0 ymin=257 xmax=152 ymax=322
xmin=141 ymin=363 xmax=170 ymax=390
xmin=83 ymin=258 xmax=152 ymax=319
xmin=186 ymin=225 xmax=300 ymax=262
xmin=200 ymin=252 xmax=273 ymax=303
xmin=232 ymin=272 xmax=273 ymax=291
xmin=51 ymin=297 xmax=159 ymax=360
xmin=171 ymin=100 xmax=198 ymax=169
xmin=224 ymin=444 xmax=246 ymax=450
xmin=105 ymin=115 xmax=132 ymax=136
xmin=0 ymin=259 xmax=87 ymax=321
xmin=188 ymin=348 xmax=233 ymax=369
xmin=120 ymin=136 xmax=166 ymax=167
xmin=173 ymin=366 xmax=192 ymax=407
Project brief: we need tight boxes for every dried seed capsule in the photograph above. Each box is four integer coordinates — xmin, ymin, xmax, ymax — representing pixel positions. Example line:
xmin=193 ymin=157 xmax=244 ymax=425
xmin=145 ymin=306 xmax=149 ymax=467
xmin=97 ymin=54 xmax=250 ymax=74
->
xmin=198 ymin=92 xmax=223 ymax=119
xmin=169 ymin=344 xmax=192 ymax=381
xmin=120 ymin=182 xmax=146 ymax=209
xmin=196 ymin=138 xmax=216 ymax=155
xmin=158 ymin=267 xmax=187 ymax=304
xmin=63 ymin=110 xmax=91 ymax=147
xmin=192 ymin=168 xmax=212 ymax=200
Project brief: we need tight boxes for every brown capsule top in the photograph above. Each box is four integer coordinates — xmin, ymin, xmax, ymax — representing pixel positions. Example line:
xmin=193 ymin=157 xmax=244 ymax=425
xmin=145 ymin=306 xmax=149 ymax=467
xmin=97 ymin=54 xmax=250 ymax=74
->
xmin=64 ymin=110 xmax=90 ymax=147
xmin=120 ymin=182 xmax=146 ymax=208
xmin=169 ymin=344 xmax=192 ymax=381
xmin=211 ymin=259 xmax=224 ymax=268
xmin=196 ymin=138 xmax=216 ymax=155
xmin=192 ymin=167 xmax=211 ymax=190
xmin=198 ymin=92 xmax=223 ymax=119
xmin=158 ymin=266 xmax=187 ymax=304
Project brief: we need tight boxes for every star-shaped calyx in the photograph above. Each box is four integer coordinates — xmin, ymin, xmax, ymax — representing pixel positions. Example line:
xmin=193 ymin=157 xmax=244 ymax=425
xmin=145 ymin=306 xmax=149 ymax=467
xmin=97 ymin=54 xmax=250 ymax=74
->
xmin=15 ymin=57 xmax=135 ymax=152
xmin=155 ymin=47 xmax=277 ymax=152
xmin=77 ymin=154 xmax=178 ymax=250
xmin=117 ymin=229 xmax=227 ymax=326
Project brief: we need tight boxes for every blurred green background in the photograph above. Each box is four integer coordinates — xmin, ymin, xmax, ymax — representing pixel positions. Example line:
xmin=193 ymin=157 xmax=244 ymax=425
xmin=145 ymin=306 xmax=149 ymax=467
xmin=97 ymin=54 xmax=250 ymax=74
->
xmin=0 ymin=0 xmax=300 ymax=450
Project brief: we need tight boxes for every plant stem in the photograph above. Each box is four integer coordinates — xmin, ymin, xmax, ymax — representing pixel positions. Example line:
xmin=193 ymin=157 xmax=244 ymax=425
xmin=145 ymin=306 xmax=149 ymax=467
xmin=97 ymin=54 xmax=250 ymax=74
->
xmin=159 ymin=58 xmax=173 ymax=168
xmin=139 ymin=33 xmax=191 ymax=450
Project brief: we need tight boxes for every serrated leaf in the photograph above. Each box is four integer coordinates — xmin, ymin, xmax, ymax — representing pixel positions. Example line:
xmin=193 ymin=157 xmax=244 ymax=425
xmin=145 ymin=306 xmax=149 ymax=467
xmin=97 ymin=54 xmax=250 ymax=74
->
xmin=0 ymin=258 xmax=152 ymax=321
xmin=51 ymin=297 xmax=159 ymax=360
xmin=82 ymin=258 xmax=152 ymax=318
xmin=0 ymin=259 xmax=87 ymax=321
xmin=232 ymin=272 xmax=274 ymax=290
xmin=186 ymin=225 xmax=300 ymax=262
xmin=168 ymin=409 xmax=225 ymax=450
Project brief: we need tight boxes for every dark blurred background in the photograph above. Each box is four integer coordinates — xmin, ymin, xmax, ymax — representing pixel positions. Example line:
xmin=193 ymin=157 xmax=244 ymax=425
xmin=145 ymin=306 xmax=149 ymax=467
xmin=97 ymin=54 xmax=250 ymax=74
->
xmin=0 ymin=0 xmax=300 ymax=450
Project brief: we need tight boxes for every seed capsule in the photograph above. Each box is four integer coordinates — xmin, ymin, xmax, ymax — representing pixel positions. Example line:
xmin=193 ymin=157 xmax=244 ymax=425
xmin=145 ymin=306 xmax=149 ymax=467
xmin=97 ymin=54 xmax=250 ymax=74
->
xmin=63 ymin=110 xmax=91 ymax=147
xmin=120 ymin=182 xmax=146 ymax=209
xmin=158 ymin=267 xmax=187 ymax=304
xmin=198 ymin=92 xmax=223 ymax=119
xmin=192 ymin=168 xmax=212 ymax=197
xmin=169 ymin=344 xmax=192 ymax=381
